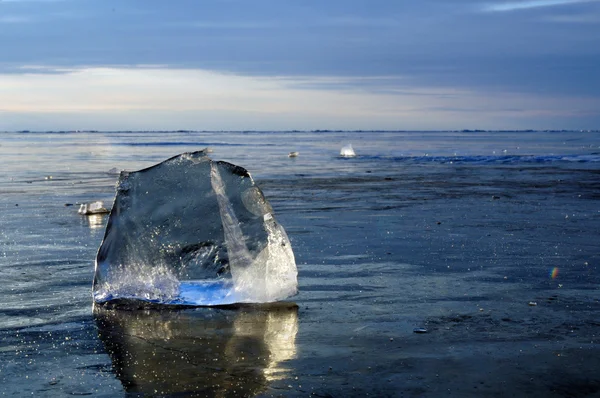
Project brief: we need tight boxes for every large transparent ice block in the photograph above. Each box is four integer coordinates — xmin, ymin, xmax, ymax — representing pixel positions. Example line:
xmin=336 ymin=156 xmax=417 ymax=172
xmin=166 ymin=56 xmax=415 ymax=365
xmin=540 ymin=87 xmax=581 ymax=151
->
xmin=93 ymin=151 xmax=298 ymax=305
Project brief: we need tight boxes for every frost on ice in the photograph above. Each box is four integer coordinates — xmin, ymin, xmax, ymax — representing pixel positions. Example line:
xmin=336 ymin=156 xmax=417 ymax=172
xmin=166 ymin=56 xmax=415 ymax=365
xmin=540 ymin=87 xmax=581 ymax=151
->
xmin=93 ymin=151 xmax=298 ymax=306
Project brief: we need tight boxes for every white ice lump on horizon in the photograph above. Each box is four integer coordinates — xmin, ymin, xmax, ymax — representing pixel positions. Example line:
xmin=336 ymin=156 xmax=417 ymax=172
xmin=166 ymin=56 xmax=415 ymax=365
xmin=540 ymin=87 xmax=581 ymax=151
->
xmin=340 ymin=144 xmax=356 ymax=157
xmin=93 ymin=151 xmax=298 ymax=306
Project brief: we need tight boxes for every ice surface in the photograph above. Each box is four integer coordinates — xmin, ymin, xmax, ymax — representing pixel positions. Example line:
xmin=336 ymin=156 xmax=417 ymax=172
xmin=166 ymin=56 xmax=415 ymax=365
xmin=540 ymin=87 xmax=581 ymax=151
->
xmin=93 ymin=151 xmax=298 ymax=306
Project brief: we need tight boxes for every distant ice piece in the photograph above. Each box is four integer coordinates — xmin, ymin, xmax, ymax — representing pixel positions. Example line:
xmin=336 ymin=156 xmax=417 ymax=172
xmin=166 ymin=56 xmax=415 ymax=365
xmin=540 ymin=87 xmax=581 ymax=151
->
xmin=93 ymin=151 xmax=298 ymax=306
xmin=79 ymin=201 xmax=110 ymax=215
xmin=340 ymin=144 xmax=356 ymax=157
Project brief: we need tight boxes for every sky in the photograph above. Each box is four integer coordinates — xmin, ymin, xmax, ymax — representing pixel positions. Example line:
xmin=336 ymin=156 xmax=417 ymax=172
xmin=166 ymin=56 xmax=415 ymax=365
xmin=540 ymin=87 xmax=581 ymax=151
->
xmin=0 ymin=0 xmax=599 ymax=131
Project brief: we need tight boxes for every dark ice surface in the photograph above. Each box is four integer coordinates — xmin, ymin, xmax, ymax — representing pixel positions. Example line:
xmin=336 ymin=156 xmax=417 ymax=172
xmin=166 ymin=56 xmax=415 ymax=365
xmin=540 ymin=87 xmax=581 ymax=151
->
xmin=1 ymin=130 xmax=599 ymax=396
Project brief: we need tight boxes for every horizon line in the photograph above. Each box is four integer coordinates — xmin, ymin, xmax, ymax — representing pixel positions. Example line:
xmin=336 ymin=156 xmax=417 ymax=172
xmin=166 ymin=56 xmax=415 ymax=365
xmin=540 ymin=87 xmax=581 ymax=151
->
xmin=2 ymin=129 xmax=599 ymax=134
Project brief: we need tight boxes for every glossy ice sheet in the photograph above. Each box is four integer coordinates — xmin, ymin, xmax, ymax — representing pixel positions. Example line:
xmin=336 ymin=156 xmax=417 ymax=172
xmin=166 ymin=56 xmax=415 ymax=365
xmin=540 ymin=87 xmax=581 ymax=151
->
xmin=1 ymin=130 xmax=599 ymax=396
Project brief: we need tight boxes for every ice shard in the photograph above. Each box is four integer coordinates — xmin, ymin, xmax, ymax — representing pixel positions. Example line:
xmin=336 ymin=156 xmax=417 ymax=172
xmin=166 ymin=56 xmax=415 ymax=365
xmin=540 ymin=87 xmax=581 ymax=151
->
xmin=93 ymin=151 xmax=298 ymax=306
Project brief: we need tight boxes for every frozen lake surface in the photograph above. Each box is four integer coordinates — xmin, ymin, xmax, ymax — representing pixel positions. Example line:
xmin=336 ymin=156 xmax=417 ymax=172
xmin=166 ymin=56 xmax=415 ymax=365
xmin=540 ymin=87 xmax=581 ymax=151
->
xmin=1 ymin=130 xmax=599 ymax=396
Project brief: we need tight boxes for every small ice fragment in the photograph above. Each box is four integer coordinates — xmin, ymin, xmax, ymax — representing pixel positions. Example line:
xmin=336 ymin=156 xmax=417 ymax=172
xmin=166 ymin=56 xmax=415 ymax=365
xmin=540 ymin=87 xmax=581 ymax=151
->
xmin=413 ymin=327 xmax=428 ymax=334
xmin=288 ymin=151 xmax=299 ymax=158
xmin=79 ymin=201 xmax=110 ymax=215
xmin=340 ymin=144 xmax=356 ymax=157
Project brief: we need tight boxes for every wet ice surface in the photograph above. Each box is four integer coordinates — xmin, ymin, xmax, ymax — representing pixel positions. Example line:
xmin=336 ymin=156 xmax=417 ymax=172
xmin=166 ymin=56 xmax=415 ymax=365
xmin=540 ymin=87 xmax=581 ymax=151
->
xmin=0 ymin=131 xmax=599 ymax=396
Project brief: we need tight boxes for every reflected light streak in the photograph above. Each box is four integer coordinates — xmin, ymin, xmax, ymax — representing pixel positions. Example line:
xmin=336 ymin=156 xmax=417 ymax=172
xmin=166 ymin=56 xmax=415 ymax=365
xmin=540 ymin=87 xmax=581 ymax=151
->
xmin=84 ymin=213 xmax=107 ymax=229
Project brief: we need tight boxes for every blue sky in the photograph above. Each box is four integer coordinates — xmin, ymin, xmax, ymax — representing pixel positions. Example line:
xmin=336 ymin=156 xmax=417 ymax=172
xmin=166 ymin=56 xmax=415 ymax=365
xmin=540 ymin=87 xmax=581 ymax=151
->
xmin=1 ymin=0 xmax=599 ymax=130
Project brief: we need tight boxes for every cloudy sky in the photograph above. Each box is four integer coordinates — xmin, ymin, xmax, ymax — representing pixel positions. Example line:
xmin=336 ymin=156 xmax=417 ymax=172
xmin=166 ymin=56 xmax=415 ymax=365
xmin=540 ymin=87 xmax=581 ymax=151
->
xmin=1 ymin=0 xmax=599 ymax=131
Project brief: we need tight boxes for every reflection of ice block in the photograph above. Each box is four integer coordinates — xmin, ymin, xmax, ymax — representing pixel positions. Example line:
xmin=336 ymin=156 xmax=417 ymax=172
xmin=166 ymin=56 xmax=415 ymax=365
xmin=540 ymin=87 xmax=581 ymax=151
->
xmin=340 ymin=144 xmax=356 ymax=157
xmin=93 ymin=151 xmax=298 ymax=306
xmin=94 ymin=303 xmax=298 ymax=395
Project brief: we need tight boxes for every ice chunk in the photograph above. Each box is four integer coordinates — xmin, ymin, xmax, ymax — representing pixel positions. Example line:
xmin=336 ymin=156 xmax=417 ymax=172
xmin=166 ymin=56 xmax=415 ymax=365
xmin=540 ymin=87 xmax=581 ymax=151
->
xmin=340 ymin=144 xmax=356 ymax=157
xmin=93 ymin=150 xmax=298 ymax=306
xmin=79 ymin=201 xmax=110 ymax=215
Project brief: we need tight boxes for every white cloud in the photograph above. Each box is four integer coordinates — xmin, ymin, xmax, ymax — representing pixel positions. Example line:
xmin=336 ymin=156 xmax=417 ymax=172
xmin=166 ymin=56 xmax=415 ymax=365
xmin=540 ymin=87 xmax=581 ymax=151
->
xmin=481 ymin=0 xmax=598 ymax=12
xmin=0 ymin=15 xmax=33 ymax=23
xmin=0 ymin=0 xmax=67 ymax=3
xmin=0 ymin=65 xmax=598 ymax=130
xmin=316 ymin=16 xmax=401 ymax=28
xmin=542 ymin=13 xmax=600 ymax=22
